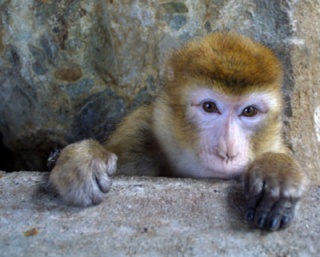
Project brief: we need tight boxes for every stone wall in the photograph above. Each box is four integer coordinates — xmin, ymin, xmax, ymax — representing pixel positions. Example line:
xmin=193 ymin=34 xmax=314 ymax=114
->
xmin=0 ymin=0 xmax=319 ymax=182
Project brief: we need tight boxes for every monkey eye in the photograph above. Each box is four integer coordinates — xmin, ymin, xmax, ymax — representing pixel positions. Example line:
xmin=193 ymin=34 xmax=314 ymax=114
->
xmin=241 ymin=106 xmax=258 ymax=117
xmin=202 ymin=101 xmax=220 ymax=113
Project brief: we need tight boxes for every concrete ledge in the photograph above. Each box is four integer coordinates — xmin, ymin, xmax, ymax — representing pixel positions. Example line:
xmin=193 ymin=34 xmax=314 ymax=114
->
xmin=0 ymin=171 xmax=319 ymax=257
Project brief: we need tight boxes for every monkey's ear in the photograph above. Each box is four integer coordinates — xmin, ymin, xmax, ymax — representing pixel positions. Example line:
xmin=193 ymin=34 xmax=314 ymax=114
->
xmin=166 ymin=65 xmax=176 ymax=82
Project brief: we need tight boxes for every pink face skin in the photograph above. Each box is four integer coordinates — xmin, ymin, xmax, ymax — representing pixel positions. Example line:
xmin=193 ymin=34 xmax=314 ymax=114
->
xmin=182 ymin=87 xmax=276 ymax=179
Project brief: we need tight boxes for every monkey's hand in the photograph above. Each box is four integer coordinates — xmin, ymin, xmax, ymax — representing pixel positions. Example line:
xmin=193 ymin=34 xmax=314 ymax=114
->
xmin=49 ymin=139 xmax=117 ymax=207
xmin=243 ymin=152 xmax=308 ymax=231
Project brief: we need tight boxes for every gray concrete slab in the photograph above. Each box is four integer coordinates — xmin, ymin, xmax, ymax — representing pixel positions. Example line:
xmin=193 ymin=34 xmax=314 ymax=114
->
xmin=0 ymin=171 xmax=319 ymax=257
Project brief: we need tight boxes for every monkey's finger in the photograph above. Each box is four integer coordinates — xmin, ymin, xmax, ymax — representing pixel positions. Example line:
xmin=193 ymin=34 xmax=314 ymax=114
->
xmin=91 ymin=159 xmax=113 ymax=194
xmin=244 ymin=193 xmax=263 ymax=223
xmin=253 ymin=181 xmax=282 ymax=229
xmin=243 ymin=174 xmax=265 ymax=222
xmin=265 ymin=212 xmax=294 ymax=231
xmin=94 ymin=172 xmax=113 ymax=194
xmin=105 ymin=152 xmax=117 ymax=176
xmin=264 ymin=198 xmax=287 ymax=231
xmin=280 ymin=214 xmax=294 ymax=229
xmin=243 ymin=174 xmax=264 ymax=208
xmin=265 ymin=213 xmax=282 ymax=231
xmin=269 ymin=197 xmax=298 ymax=230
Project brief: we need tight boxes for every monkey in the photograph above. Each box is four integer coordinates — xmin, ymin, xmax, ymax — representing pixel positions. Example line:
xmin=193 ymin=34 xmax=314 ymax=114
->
xmin=49 ymin=32 xmax=308 ymax=231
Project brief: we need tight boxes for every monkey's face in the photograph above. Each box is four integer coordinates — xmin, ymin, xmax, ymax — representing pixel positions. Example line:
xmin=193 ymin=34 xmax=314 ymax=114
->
xmin=157 ymin=32 xmax=284 ymax=179
xmin=177 ymin=86 xmax=281 ymax=179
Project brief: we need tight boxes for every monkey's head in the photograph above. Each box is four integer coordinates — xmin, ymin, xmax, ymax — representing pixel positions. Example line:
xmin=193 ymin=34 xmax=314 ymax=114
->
xmin=155 ymin=32 xmax=285 ymax=178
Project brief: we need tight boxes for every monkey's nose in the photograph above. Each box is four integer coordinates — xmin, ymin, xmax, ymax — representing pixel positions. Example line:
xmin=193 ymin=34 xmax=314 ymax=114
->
xmin=216 ymin=151 xmax=239 ymax=162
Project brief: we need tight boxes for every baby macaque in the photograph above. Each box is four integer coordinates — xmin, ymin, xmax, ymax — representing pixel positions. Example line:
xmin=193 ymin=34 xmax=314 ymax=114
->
xmin=50 ymin=32 xmax=308 ymax=231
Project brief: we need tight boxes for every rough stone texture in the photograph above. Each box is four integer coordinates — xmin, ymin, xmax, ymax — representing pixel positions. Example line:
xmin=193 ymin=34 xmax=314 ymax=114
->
xmin=0 ymin=171 xmax=319 ymax=257
xmin=0 ymin=0 xmax=128 ymax=170
xmin=0 ymin=0 xmax=319 ymax=182
xmin=286 ymin=0 xmax=320 ymax=183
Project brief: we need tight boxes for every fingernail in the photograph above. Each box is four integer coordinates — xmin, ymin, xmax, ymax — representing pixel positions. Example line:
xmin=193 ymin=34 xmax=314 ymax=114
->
xmin=281 ymin=216 xmax=291 ymax=226
xmin=269 ymin=218 xmax=280 ymax=231
xmin=257 ymin=217 xmax=266 ymax=228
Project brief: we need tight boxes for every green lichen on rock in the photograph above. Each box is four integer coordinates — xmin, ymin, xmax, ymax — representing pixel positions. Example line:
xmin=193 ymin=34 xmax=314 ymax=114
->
xmin=161 ymin=2 xmax=189 ymax=14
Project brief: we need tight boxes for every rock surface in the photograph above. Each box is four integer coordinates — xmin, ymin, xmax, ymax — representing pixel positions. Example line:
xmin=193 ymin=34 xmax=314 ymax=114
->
xmin=0 ymin=0 xmax=320 ymax=182
xmin=0 ymin=171 xmax=319 ymax=257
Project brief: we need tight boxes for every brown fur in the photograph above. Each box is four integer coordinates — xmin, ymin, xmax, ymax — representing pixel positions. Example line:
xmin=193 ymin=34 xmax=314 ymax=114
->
xmin=165 ymin=32 xmax=283 ymax=96
xmin=106 ymin=105 xmax=171 ymax=176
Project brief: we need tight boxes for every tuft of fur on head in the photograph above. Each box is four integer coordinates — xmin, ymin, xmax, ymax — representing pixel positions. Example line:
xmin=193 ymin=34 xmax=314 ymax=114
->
xmin=164 ymin=32 xmax=283 ymax=96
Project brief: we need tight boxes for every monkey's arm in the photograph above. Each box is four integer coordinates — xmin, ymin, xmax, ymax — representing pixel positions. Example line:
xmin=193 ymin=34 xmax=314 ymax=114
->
xmin=106 ymin=105 xmax=169 ymax=176
xmin=49 ymin=105 xmax=165 ymax=206
xmin=243 ymin=152 xmax=308 ymax=231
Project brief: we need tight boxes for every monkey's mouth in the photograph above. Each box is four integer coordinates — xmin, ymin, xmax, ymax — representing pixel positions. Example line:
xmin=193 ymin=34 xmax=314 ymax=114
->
xmin=198 ymin=151 xmax=248 ymax=178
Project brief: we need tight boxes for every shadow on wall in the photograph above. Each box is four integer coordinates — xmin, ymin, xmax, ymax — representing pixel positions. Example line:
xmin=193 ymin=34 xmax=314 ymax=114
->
xmin=0 ymin=133 xmax=13 ymax=171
